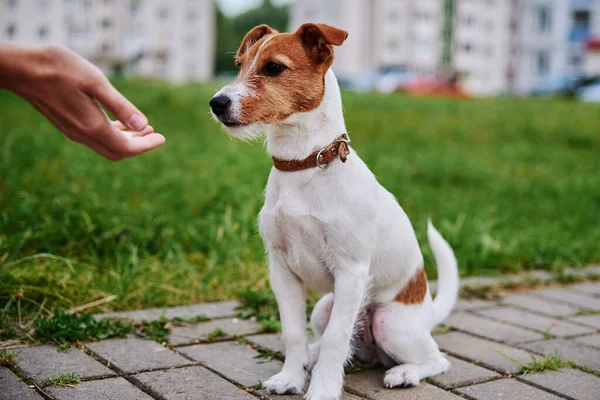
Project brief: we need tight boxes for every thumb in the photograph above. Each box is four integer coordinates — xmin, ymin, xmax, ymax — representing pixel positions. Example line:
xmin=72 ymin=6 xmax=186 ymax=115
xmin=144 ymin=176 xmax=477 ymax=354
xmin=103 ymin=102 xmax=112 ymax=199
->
xmin=86 ymin=74 xmax=148 ymax=131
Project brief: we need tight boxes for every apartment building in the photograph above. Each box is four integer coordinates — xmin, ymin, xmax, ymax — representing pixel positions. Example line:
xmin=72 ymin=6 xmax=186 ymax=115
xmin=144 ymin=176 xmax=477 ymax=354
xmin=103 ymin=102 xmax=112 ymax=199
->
xmin=0 ymin=0 xmax=214 ymax=82
xmin=290 ymin=0 xmax=444 ymax=78
xmin=291 ymin=0 xmax=600 ymax=96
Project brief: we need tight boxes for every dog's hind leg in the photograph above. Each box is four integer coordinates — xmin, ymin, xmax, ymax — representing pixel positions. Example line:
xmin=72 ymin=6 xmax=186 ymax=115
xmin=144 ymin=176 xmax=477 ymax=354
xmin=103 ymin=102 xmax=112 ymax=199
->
xmin=307 ymin=293 xmax=334 ymax=370
xmin=372 ymin=301 xmax=450 ymax=388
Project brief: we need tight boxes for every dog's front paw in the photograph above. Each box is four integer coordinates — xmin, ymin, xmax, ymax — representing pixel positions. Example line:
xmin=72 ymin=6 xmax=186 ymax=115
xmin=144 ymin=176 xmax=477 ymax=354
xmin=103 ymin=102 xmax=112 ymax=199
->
xmin=383 ymin=365 xmax=421 ymax=388
xmin=263 ymin=370 xmax=307 ymax=395
xmin=304 ymin=384 xmax=341 ymax=400
xmin=304 ymin=363 xmax=343 ymax=400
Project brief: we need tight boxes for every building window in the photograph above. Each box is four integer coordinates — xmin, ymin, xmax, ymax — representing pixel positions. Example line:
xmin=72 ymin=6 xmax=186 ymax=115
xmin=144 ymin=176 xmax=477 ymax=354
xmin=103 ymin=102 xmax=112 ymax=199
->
xmin=38 ymin=26 xmax=49 ymax=39
xmin=37 ymin=0 xmax=49 ymax=10
xmin=158 ymin=7 xmax=169 ymax=21
xmin=129 ymin=0 xmax=141 ymax=16
xmin=101 ymin=42 xmax=111 ymax=54
xmin=7 ymin=0 xmax=17 ymax=10
xmin=101 ymin=18 xmax=111 ymax=29
xmin=5 ymin=23 xmax=16 ymax=39
xmin=536 ymin=51 xmax=550 ymax=75
xmin=462 ymin=43 xmax=473 ymax=53
xmin=537 ymin=6 xmax=551 ymax=33
xmin=187 ymin=10 xmax=197 ymax=22
xmin=69 ymin=25 xmax=90 ymax=41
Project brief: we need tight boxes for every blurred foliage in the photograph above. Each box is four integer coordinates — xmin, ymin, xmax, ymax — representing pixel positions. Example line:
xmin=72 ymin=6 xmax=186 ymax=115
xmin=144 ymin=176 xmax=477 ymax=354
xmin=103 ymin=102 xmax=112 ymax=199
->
xmin=215 ymin=0 xmax=290 ymax=74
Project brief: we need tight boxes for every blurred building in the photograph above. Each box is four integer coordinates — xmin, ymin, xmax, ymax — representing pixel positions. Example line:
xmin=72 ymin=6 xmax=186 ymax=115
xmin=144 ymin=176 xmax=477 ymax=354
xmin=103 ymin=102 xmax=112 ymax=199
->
xmin=291 ymin=0 xmax=600 ymax=96
xmin=0 ymin=0 xmax=214 ymax=82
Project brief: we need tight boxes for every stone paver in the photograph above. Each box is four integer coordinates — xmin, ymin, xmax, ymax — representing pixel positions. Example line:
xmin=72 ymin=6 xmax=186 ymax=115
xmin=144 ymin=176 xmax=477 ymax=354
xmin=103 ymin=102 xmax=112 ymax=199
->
xmin=246 ymin=334 xmax=285 ymax=355
xmin=0 ymin=367 xmax=44 ymax=399
xmin=87 ymin=337 xmax=191 ymax=373
xmin=446 ymin=312 xmax=543 ymax=344
xmin=95 ymin=300 xmax=240 ymax=322
xmin=533 ymin=288 xmax=600 ymax=310
xmin=258 ymin=390 xmax=364 ymax=399
xmin=13 ymin=345 xmax=115 ymax=388
xmin=178 ymin=341 xmax=282 ymax=388
xmin=344 ymin=369 xmax=461 ymax=400
xmin=454 ymin=378 xmax=563 ymax=400
xmin=46 ymin=377 xmax=153 ymax=400
xmin=453 ymin=299 xmax=496 ymax=312
xmin=571 ymin=282 xmax=600 ymax=296
xmin=130 ymin=365 xmax=256 ymax=400
xmin=518 ymin=368 xmax=600 ymax=400
xmin=569 ymin=314 xmax=600 ymax=329
xmin=521 ymin=338 xmax=600 ymax=370
xmin=475 ymin=307 xmax=594 ymax=337
xmin=5 ymin=279 xmax=600 ymax=400
xmin=428 ymin=355 xmax=501 ymax=389
xmin=434 ymin=331 xmax=534 ymax=374
xmin=169 ymin=318 xmax=262 ymax=346
xmin=500 ymin=293 xmax=579 ymax=317
xmin=574 ymin=334 xmax=600 ymax=348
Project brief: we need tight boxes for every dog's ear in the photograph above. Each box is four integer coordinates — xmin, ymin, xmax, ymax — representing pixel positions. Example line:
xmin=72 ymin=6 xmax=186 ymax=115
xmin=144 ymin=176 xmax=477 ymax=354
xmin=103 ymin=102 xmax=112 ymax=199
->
xmin=296 ymin=23 xmax=348 ymax=66
xmin=236 ymin=25 xmax=277 ymax=64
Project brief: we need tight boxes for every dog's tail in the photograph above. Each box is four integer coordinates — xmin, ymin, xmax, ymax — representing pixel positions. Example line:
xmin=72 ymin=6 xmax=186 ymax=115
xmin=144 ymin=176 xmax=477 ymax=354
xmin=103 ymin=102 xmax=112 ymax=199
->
xmin=428 ymin=220 xmax=459 ymax=326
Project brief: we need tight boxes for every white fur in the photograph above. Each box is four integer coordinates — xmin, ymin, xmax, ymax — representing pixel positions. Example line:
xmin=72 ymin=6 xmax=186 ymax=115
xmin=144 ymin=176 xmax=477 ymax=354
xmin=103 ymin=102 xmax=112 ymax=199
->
xmin=212 ymin=68 xmax=459 ymax=400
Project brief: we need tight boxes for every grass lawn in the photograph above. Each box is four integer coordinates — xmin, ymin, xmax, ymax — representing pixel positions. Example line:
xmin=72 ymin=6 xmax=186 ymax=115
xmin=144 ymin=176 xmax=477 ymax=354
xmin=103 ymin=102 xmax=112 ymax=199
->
xmin=1 ymin=80 xmax=599 ymax=326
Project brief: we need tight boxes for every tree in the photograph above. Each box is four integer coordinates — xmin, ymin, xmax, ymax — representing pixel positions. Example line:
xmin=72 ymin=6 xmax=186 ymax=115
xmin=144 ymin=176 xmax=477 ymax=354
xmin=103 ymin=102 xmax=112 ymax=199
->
xmin=214 ymin=0 xmax=290 ymax=74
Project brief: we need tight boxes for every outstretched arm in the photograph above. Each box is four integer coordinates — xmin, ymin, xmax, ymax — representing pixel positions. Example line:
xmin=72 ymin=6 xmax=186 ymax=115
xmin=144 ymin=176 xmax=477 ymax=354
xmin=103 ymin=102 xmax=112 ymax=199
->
xmin=0 ymin=44 xmax=165 ymax=160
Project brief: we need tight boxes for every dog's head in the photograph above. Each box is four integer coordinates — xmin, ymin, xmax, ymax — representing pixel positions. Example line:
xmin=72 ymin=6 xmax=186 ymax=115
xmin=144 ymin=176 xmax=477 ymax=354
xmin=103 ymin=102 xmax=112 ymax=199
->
xmin=209 ymin=23 xmax=348 ymax=139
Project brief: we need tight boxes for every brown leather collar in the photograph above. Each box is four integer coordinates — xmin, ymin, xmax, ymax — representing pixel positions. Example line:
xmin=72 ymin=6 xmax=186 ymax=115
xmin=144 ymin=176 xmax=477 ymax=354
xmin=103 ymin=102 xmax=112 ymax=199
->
xmin=272 ymin=133 xmax=351 ymax=172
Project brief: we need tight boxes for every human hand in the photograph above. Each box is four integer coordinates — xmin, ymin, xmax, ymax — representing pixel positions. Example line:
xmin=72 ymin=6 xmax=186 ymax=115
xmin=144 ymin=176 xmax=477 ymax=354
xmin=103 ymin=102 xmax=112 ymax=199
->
xmin=0 ymin=44 xmax=165 ymax=160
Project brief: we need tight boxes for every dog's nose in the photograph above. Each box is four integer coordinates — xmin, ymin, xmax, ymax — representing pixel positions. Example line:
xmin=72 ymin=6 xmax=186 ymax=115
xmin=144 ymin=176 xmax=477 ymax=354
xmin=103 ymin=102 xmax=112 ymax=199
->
xmin=209 ymin=95 xmax=231 ymax=117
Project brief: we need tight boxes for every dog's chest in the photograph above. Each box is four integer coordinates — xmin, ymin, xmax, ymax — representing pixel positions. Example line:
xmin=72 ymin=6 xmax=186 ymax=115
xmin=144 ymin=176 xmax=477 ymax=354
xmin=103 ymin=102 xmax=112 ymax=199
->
xmin=259 ymin=196 xmax=334 ymax=292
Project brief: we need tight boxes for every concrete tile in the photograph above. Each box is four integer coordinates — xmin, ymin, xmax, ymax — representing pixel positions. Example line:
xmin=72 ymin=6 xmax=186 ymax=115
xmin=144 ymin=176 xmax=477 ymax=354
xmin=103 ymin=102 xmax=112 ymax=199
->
xmin=454 ymin=378 xmax=562 ymax=400
xmin=13 ymin=345 xmax=115 ymax=388
xmin=453 ymin=299 xmax=497 ymax=312
xmin=428 ymin=355 xmax=501 ymax=389
xmin=574 ymin=334 xmax=600 ymax=349
xmin=46 ymin=377 xmax=153 ymax=400
xmin=246 ymin=334 xmax=285 ymax=355
xmin=178 ymin=341 xmax=282 ymax=388
xmin=257 ymin=390 xmax=364 ymax=399
xmin=344 ymin=369 xmax=461 ymax=399
xmin=533 ymin=288 xmax=600 ymax=310
xmin=521 ymin=338 xmax=600 ymax=370
xmin=475 ymin=307 xmax=594 ymax=337
xmin=500 ymin=294 xmax=579 ymax=317
xmin=446 ymin=312 xmax=543 ymax=344
xmin=130 ymin=365 xmax=256 ymax=400
xmin=569 ymin=315 xmax=600 ymax=330
xmin=0 ymin=367 xmax=44 ymax=399
xmin=518 ymin=368 xmax=600 ymax=400
xmin=87 ymin=337 xmax=191 ymax=373
xmin=169 ymin=318 xmax=262 ymax=346
xmin=95 ymin=301 xmax=241 ymax=322
xmin=434 ymin=331 xmax=533 ymax=374
xmin=571 ymin=282 xmax=600 ymax=296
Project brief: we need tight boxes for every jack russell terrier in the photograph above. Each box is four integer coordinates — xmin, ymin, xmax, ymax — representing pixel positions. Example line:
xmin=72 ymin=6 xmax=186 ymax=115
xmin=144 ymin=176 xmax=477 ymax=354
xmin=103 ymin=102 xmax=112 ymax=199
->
xmin=210 ymin=23 xmax=459 ymax=400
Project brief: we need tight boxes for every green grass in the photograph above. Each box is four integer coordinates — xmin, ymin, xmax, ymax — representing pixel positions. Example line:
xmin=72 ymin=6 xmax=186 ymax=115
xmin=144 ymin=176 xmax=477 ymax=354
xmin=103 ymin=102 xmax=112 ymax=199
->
xmin=0 ymin=348 xmax=18 ymax=366
xmin=207 ymin=327 xmax=228 ymax=342
xmin=1 ymin=80 xmax=599 ymax=324
xmin=47 ymin=372 xmax=80 ymax=387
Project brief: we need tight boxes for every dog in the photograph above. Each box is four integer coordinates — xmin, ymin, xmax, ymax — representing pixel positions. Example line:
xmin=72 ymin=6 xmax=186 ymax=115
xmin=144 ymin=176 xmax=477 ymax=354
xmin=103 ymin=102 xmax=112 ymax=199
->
xmin=210 ymin=23 xmax=459 ymax=400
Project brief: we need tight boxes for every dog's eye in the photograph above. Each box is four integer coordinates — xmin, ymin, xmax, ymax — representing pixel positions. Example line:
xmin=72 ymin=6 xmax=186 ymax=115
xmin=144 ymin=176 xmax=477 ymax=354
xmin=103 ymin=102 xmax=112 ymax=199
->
xmin=262 ymin=62 xmax=285 ymax=77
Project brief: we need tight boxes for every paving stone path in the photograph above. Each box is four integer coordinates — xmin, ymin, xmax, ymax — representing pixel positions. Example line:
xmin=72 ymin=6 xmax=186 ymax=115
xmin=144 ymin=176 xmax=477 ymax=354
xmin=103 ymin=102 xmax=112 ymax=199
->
xmin=3 ymin=281 xmax=600 ymax=399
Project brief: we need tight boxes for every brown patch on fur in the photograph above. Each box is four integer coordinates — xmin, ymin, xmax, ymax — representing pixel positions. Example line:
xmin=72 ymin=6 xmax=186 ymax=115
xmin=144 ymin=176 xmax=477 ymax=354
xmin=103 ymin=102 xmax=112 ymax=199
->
xmin=231 ymin=23 xmax=348 ymax=125
xmin=394 ymin=268 xmax=427 ymax=304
